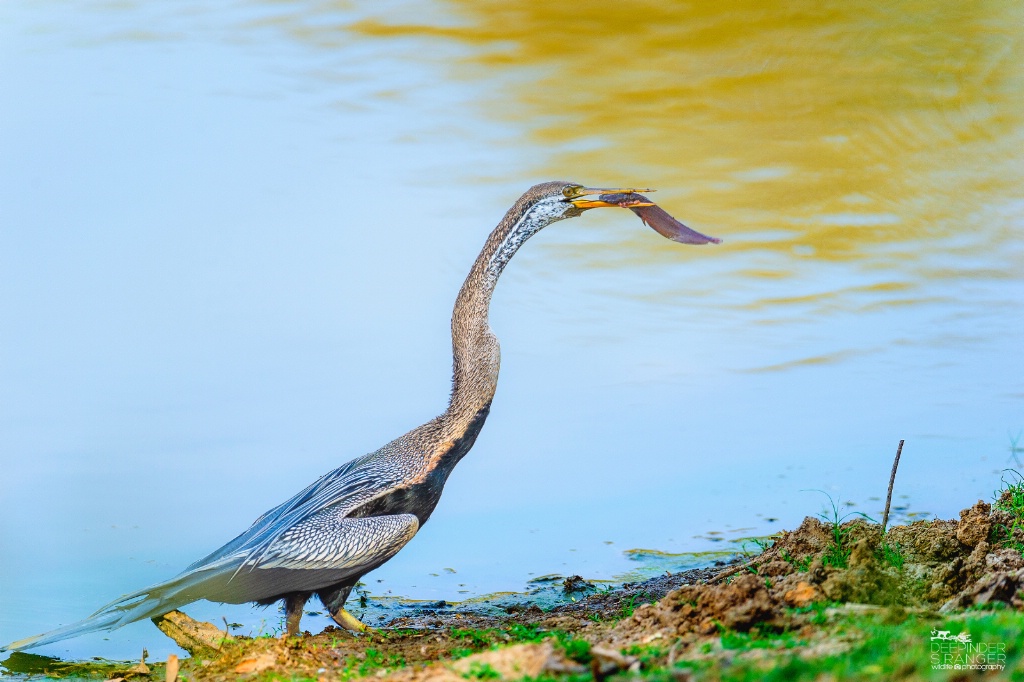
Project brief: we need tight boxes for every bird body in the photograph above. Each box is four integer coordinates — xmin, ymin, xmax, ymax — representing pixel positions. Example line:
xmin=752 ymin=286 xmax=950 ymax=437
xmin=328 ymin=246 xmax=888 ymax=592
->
xmin=3 ymin=181 xmax=718 ymax=653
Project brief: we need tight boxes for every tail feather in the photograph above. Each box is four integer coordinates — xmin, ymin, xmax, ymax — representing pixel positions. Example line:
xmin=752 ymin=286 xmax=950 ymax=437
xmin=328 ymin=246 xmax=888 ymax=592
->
xmin=1 ymin=569 xmax=220 ymax=653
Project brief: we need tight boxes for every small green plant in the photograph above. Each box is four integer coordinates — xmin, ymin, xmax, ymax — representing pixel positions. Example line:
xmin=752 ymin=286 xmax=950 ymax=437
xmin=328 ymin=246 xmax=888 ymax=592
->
xmin=620 ymin=594 xmax=639 ymax=618
xmin=787 ymin=600 xmax=837 ymax=625
xmin=253 ymin=618 xmax=283 ymax=638
xmin=361 ymin=648 xmax=405 ymax=676
xmin=992 ymin=469 xmax=1024 ymax=555
xmin=464 ymin=662 xmax=500 ymax=680
xmin=808 ymin=490 xmax=872 ymax=569
xmin=330 ymin=646 xmax=409 ymax=680
xmin=505 ymin=623 xmax=548 ymax=643
xmin=780 ymin=548 xmax=812 ymax=573
xmin=622 ymin=642 xmax=665 ymax=664
xmin=452 ymin=628 xmax=496 ymax=648
xmin=719 ymin=626 xmax=803 ymax=651
xmin=555 ymin=633 xmax=592 ymax=664
xmin=877 ymin=540 xmax=905 ymax=569
xmin=617 ymin=592 xmax=655 ymax=619
xmin=741 ymin=537 xmax=773 ymax=559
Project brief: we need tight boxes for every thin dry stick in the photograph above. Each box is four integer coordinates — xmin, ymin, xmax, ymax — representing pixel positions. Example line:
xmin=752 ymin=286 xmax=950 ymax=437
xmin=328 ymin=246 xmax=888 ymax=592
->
xmin=709 ymin=557 xmax=759 ymax=584
xmin=166 ymin=654 xmax=179 ymax=682
xmin=667 ymin=638 xmax=682 ymax=667
xmin=881 ymin=440 xmax=905 ymax=533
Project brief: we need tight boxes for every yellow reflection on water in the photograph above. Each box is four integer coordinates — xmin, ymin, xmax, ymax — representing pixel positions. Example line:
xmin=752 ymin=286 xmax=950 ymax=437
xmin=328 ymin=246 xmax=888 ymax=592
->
xmin=351 ymin=0 xmax=1024 ymax=265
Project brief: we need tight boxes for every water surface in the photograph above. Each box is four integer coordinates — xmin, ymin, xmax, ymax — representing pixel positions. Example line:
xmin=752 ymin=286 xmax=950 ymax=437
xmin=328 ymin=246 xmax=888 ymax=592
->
xmin=1 ymin=0 xmax=1022 ymax=662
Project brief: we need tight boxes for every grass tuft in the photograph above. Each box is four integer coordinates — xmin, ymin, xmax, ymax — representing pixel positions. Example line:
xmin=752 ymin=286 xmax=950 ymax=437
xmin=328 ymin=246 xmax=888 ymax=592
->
xmin=992 ymin=469 xmax=1024 ymax=556
xmin=808 ymin=490 xmax=872 ymax=569
xmin=877 ymin=540 xmax=905 ymax=569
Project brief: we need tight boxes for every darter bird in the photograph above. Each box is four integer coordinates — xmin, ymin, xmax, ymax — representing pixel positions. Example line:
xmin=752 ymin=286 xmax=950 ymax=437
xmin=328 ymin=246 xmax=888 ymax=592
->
xmin=2 ymin=181 xmax=719 ymax=652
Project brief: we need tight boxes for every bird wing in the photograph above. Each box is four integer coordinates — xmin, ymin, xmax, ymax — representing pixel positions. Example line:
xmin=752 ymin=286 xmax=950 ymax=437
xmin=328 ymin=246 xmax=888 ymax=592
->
xmin=256 ymin=511 xmax=419 ymax=571
xmin=183 ymin=451 xmax=399 ymax=575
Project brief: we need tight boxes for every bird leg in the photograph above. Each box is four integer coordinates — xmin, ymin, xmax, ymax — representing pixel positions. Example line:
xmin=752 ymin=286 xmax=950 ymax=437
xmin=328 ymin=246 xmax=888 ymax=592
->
xmin=284 ymin=592 xmax=311 ymax=637
xmin=317 ymin=583 xmax=371 ymax=633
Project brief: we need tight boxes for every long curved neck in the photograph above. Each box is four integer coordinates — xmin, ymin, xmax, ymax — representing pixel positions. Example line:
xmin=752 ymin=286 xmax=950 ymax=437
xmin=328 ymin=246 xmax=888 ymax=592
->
xmin=443 ymin=193 xmax=568 ymax=428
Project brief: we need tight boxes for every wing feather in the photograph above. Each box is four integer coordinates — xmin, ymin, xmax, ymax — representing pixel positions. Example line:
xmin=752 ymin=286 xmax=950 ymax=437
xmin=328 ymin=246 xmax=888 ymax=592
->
xmin=183 ymin=450 xmax=402 ymax=576
xmin=257 ymin=511 xmax=419 ymax=571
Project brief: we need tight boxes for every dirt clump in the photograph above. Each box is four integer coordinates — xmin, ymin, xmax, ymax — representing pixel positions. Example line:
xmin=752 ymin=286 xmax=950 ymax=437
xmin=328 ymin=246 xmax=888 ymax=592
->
xmin=620 ymin=572 xmax=787 ymax=637
xmin=956 ymin=500 xmax=992 ymax=547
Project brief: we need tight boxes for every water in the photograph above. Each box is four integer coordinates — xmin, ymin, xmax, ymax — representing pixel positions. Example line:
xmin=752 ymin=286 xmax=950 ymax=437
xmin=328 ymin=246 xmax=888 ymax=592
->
xmin=2 ymin=0 xmax=1022 ymax=663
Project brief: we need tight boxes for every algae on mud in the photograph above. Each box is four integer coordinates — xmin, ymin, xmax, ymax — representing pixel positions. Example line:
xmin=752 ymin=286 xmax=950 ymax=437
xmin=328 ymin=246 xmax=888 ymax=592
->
xmin=6 ymin=490 xmax=1024 ymax=681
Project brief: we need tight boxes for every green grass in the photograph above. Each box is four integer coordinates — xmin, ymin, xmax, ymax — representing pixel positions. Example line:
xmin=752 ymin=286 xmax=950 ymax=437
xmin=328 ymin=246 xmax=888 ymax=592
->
xmin=347 ymin=648 xmax=405 ymax=679
xmin=780 ymin=548 xmax=812 ymax=572
xmin=742 ymin=537 xmax=773 ymax=560
xmin=449 ymin=623 xmax=550 ymax=650
xmin=808 ymin=490 xmax=873 ymax=569
xmin=426 ymin=623 xmax=555 ymax=663
xmin=464 ymin=661 xmax=501 ymax=679
xmin=877 ymin=540 xmax=906 ymax=569
xmin=719 ymin=625 xmax=805 ymax=652
xmin=992 ymin=469 xmax=1024 ymax=556
xmin=631 ymin=610 xmax=1024 ymax=682
xmin=622 ymin=643 xmax=666 ymax=665
xmin=554 ymin=633 xmax=592 ymax=664
xmin=452 ymin=628 xmax=499 ymax=648
xmin=618 ymin=592 xmax=655 ymax=619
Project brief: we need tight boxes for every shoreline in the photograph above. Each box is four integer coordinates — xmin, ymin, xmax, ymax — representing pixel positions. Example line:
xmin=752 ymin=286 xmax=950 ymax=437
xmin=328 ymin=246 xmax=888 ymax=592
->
xmin=4 ymin=487 xmax=1023 ymax=681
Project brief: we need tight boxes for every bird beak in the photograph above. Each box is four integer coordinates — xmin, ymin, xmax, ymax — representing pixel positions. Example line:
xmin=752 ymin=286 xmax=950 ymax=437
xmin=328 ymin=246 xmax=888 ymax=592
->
xmin=568 ymin=187 xmax=656 ymax=210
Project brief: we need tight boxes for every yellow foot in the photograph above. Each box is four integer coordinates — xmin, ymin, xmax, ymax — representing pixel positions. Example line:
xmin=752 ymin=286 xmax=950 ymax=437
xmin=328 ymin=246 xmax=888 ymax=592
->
xmin=331 ymin=608 xmax=372 ymax=633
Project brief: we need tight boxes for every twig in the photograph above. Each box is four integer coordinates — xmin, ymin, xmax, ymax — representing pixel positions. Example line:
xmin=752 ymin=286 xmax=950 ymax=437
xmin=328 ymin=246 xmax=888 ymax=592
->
xmin=166 ymin=654 xmax=179 ymax=682
xmin=881 ymin=440 xmax=904 ymax=533
xmin=709 ymin=555 xmax=766 ymax=584
xmin=707 ymin=534 xmax=785 ymax=584
xmin=667 ymin=638 xmax=682 ymax=667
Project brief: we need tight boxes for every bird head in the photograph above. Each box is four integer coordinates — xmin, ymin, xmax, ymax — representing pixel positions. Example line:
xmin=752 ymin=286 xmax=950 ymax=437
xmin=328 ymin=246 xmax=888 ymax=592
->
xmin=559 ymin=183 xmax=657 ymax=214
xmin=525 ymin=181 xmax=721 ymax=245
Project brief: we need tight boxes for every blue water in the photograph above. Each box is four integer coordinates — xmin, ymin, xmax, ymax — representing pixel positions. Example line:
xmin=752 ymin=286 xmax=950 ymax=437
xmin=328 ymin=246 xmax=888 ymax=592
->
xmin=2 ymin=0 xmax=1022 ymax=664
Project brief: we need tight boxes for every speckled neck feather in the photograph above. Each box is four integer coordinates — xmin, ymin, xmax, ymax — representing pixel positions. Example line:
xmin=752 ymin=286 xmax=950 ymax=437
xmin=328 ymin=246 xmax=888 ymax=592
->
xmin=445 ymin=181 xmax=573 ymax=429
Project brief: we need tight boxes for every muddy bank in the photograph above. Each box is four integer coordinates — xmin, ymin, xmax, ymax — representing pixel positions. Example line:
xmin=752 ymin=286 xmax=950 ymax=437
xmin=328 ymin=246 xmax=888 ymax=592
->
xmin=5 ymin=488 xmax=1024 ymax=681
xmin=611 ymin=498 xmax=1024 ymax=647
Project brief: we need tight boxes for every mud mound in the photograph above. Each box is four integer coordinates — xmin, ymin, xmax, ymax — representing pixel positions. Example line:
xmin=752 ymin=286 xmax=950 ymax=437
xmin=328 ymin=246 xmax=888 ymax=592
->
xmin=612 ymin=499 xmax=1024 ymax=644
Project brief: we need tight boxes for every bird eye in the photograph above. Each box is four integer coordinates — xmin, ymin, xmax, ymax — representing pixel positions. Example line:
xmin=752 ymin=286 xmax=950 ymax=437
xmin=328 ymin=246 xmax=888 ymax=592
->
xmin=562 ymin=185 xmax=583 ymax=199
